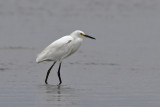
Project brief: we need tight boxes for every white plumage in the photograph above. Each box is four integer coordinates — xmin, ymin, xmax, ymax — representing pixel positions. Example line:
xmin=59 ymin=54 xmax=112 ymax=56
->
xmin=36 ymin=36 xmax=77 ymax=63
xmin=36 ymin=30 xmax=95 ymax=84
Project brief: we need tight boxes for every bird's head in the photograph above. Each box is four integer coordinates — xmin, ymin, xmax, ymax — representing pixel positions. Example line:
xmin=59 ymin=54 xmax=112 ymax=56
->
xmin=71 ymin=30 xmax=96 ymax=40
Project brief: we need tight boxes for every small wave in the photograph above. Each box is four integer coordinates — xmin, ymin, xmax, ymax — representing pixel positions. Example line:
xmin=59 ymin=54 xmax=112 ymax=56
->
xmin=0 ymin=67 xmax=7 ymax=71
xmin=69 ymin=62 xmax=119 ymax=66
xmin=0 ymin=46 xmax=35 ymax=50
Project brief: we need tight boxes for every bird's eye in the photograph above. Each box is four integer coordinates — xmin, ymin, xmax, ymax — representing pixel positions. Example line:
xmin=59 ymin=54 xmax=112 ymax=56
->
xmin=80 ymin=33 xmax=85 ymax=36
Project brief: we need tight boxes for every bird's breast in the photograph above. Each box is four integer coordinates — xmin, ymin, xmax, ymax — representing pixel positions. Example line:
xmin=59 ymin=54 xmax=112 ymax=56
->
xmin=62 ymin=38 xmax=82 ymax=59
xmin=71 ymin=38 xmax=82 ymax=52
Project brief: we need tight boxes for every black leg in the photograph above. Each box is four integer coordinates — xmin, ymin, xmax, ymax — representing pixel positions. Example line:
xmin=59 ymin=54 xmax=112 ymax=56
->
xmin=45 ymin=61 xmax=56 ymax=84
xmin=57 ymin=62 xmax=62 ymax=85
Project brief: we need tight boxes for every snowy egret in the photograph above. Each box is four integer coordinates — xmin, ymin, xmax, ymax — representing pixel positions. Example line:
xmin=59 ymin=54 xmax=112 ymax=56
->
xmin=36 ymin=30 xmax=96 ymax=85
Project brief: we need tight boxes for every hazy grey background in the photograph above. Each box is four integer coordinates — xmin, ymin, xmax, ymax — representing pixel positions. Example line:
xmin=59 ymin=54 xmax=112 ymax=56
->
xmin=0 ymin=0 xmax=160 ymax=107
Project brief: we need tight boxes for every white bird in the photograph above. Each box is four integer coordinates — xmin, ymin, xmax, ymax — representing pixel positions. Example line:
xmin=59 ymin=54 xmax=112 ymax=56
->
xmin=36 ymin=30 xmax=96 ymax=85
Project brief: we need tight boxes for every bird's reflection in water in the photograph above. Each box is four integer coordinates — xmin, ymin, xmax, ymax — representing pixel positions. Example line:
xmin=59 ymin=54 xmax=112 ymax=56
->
xmin=45 ymin=85 xmax=62 ymax=102
xmin=43 ymin=84 xmax=75 ymax=105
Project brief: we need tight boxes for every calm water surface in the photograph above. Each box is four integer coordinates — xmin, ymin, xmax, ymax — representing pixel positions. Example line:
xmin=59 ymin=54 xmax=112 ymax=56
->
xmin=1 ymin=0 xmax=160 ymax=107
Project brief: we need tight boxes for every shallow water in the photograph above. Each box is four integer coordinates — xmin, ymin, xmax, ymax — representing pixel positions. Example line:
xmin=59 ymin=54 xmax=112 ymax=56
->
xmin=1 ymin=0 xmax=160 ymax=107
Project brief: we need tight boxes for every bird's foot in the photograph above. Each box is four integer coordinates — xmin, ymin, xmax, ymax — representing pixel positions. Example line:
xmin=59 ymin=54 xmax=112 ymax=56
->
xmin=45 ymin=81 xmax=48 ymax=84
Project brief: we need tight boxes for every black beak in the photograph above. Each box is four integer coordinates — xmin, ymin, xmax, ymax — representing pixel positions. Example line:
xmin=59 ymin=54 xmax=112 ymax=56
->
xmin=84 ymin=35 xmax=96 ymax=40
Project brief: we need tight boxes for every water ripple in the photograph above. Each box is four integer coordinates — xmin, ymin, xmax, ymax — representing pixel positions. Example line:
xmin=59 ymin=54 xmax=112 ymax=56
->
xmin=0 ymin=46 xmax=35 ymax=50
xmin=69 ymin=62 xmax=119 ymax=66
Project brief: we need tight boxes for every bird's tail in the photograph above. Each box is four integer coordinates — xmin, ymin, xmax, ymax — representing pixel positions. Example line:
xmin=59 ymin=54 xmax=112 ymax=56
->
xmin=36 ymin=57 xmax=41 ymax=63
xmin=36 ymin=53 xmax=44 ymax=63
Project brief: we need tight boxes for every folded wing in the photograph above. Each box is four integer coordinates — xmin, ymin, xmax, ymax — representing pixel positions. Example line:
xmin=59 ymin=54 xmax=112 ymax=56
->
xmin=36 ymin=36 xmax=73 ymax=63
